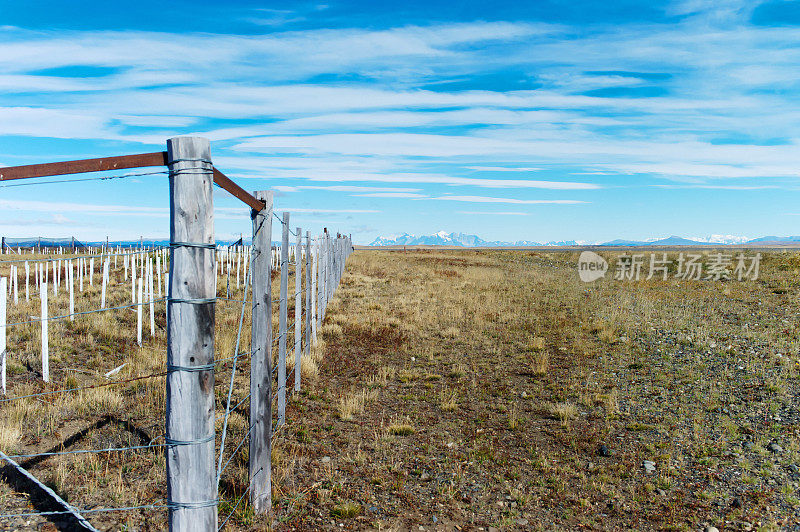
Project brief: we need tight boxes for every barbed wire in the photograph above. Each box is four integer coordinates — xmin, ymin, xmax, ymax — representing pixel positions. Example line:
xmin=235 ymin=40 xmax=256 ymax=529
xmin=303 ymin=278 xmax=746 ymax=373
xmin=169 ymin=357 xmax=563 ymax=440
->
xmin=218 ymin=423 xmax=255 ymax=480
xmin=0 ymin=169 xmax=168 ymax=190
xmin=0 ymin=246 xmax=169 ymax=265
xmin=218 ymin=484 xmax=252 ymax=531
xmin=2 ymin=351 xmax=252 ymax=405
xmin=6 ymin=297 xmax=168 ymax=327
xmin=0 ymin=229 xmax=350 ymax=528
xmin=215 ymin=392 xmax=251 ymax=423
xmin=217 ymin=246 xmax=253 ymax=488
xmin=0 ymin=370 xmax=168 ymax=404
xmin=0 ymin=503 xmax=170 ymax=520
xmin=3 ymin=441 xmax=167 ymax=461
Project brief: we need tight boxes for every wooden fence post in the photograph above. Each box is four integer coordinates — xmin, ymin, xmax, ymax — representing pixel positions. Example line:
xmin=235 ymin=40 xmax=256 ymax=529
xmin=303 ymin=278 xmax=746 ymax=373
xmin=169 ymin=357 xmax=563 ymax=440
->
xmin=311 ymin=236 xmax=318 ymax=341
xmin=323 ymin=231 xmax=331 ymax=319
xmin=278 ymin=212 xmax=289 ymax=426
xmin=250 ymin=190 xmax=273 ymax=514
xmin=165 ymin=136 xmax=218 ymax=531
xmin=304 ymin=232 xmax=311 ymax=354
xmin=293 ymin=227 xmax=302 ymax=392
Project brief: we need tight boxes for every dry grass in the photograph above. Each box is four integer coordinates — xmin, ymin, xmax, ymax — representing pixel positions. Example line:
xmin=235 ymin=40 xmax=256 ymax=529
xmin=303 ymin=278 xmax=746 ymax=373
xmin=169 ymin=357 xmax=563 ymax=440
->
xmin=438 ymin=386 xmax=458 ymax=412
xmin=0 ymin=248 xmax=313 ymax=530
xmin=0 ymin=423 xmax=21 ymax=452
xmin=532 ymin=349 xmax=549 ymax=376
xmin=387 ymin=416 xmax=415 ymax=436
xmin=267 ymin=248 xmax=800 ymax=530
xmin=5 ymin=247 xmax=800 ymax=530
xmin=547 ymin=401 xmax=578 ymax=427
xmin=531 ymin=336 xmax=545 ymax=350
xmin=337 ymin=388 xmax=377 ymax=420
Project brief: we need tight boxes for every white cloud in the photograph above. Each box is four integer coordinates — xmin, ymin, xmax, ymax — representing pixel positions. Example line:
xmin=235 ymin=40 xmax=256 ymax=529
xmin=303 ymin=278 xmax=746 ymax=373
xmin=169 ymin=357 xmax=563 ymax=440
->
xmin=273 ymin=185 xmax=421 ymax=193
xmin=215 ymin=206 xmax=378 ymax=214
xmin=457 ymin=211 xmax=529 ymax=215
xmin=1 ymin=10 xmax=800 ymax=248
xmin=465 ymin=166 xmax=543 ymax=172
xmin=430 ymin=196 xmax=587 ymax=204
xmin=0 ymin=107 xmax=110 ymax=139
xmin=0 ymin=198 xmax=167 ymax=216
xmin=353 ymin=192 xmax=428 ymax=198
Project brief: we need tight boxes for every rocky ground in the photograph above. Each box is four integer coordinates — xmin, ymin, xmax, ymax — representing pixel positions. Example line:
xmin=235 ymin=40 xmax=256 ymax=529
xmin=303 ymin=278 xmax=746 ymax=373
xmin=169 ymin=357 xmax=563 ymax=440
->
xmin=266 ymin=249 xmax=800 ymax=531
xmin=2 ymin=248 xmax=800 ymax=531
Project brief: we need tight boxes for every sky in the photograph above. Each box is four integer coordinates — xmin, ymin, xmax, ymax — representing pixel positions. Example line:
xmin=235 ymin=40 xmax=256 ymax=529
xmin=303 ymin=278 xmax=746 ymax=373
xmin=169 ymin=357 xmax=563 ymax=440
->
xmin=1 ymin=0 xmax=799 ymax=244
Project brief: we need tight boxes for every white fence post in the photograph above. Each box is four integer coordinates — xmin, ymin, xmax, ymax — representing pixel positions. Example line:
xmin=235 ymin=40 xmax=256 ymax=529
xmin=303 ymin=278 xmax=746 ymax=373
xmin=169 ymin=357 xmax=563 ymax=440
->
xmin=41 ymin=279 xmax=49 ymax=383
xmin=1 ymin=277 xmax=6 ymax=395
xmin=148 ymin=257 xmax=155 ymax=337
xmin=69 ymin=260 xmax=74 ymax=320
xmin=136 ymin=277 xmax=143 ymax=347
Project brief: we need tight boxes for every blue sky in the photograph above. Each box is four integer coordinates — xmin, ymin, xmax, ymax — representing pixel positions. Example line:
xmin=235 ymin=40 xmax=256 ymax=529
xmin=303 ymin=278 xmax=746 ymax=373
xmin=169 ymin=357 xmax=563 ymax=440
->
xmin=1 ymin=0 xmax=799 ymax=244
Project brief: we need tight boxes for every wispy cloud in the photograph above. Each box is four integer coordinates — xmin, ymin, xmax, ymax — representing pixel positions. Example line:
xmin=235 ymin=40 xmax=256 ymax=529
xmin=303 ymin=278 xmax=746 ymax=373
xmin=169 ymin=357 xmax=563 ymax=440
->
xmin=273 ymin=185 xmax=421 ymax=193
xmin=465 ymin=166 xmax=543 ymax=172
xmin=0 ymin=198 xmax=167 ymax=216
xmin=2 ymin=5 xmax=799 ymax=242
xmin=430 ymin=196 xmax=587 ymax=204
xmin=353 ymin=192 xmax=428 ymax=198
xmin=456 ymin=211 xmax=529 ymax=215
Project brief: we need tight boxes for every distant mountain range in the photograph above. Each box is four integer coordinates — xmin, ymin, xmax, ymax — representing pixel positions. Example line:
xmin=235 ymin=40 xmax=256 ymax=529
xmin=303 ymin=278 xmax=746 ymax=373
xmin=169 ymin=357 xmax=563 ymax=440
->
xmin=369 ymin=231 xmax=580 ymax=247
xmin=368 ymin=232 xmax=800 ymax=247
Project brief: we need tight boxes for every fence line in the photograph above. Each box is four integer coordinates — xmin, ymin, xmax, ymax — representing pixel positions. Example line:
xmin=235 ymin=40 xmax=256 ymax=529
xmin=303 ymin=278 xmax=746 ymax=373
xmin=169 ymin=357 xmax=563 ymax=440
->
xmin=0 ymin=137 xmax=353 ymax=530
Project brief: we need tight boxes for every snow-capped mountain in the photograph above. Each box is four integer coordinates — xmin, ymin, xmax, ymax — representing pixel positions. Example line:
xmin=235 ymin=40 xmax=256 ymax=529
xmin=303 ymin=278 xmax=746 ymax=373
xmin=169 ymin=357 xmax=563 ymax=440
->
xmin=368 ymin=231 xmax=800 ymax=247
xmin=368 ymin=232 xmax=580 ymax=247
xmin=688 ymin=234 xmax=751 ymax=245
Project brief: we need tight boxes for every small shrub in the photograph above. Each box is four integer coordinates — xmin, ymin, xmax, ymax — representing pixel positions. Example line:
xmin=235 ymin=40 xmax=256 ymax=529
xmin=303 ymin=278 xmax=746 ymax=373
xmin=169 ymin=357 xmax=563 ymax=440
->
xmin=548 ymin=402 xmax=577 ymax=427
xmin=331 ymin=501 xmax=362 ymax=518
xmin=532 ymin=350 xmax=549 ymax=376
xmin=508 ymin=404 xmax=522 ymax=430
xmin=439 ymin=387 xmax=458 ymax=412
xmin=321 ymin=323 xmax=344 ymax=338
xmin=388 ymin=416 xmax=415 ymax=435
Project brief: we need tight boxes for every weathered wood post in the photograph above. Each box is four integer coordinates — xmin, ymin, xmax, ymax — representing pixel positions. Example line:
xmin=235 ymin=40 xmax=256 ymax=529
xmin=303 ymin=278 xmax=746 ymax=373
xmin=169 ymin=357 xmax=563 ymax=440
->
xmin=277 ymin=212 xmax=290 ymax=425
xmin=165 ymin=136 xmax=217 ymax=531
xmin=249 ymin=190 xmax=273 ymax=514
xmin=304 ymin=232 xmax=312 ymax=354
xmin=315 ymin=234 xmax=323 ymax=332
xmin=323 ymin=231 xmax=331 ymax=319
xmin=294 ymin=227 xmax=302 ymax=392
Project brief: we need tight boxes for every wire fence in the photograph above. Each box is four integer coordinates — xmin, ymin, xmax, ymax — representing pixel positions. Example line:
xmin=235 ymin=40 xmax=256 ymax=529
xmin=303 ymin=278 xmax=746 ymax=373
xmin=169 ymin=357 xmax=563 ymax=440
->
xmin=0 ymin=138 xmax=354 ymax=531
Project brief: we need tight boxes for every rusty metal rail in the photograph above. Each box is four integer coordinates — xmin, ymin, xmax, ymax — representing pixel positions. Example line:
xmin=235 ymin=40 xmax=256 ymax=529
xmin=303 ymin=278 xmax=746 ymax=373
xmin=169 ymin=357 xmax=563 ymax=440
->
xmin=0 ymin=151 xmax=265 ymax=211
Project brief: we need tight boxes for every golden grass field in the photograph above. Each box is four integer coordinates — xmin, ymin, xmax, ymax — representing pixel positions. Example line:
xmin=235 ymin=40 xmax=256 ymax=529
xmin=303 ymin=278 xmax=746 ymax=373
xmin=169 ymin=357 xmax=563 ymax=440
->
xmin=2 ymin=248 xmax=800 ymax=531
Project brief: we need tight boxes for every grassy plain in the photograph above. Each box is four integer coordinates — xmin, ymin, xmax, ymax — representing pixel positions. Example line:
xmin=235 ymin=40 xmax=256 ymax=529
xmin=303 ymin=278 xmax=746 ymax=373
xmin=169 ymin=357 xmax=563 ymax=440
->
xmin=2 ymin=248 xmax=800 ymax=531
xmin=274 ymin=248 xmax=800 ymax=531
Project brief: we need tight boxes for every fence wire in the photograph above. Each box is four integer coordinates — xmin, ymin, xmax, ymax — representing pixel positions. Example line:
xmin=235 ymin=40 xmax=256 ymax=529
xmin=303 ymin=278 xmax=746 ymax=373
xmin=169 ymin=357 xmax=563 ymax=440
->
xmin=0 ymin=225 xmax=352 ymax=529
